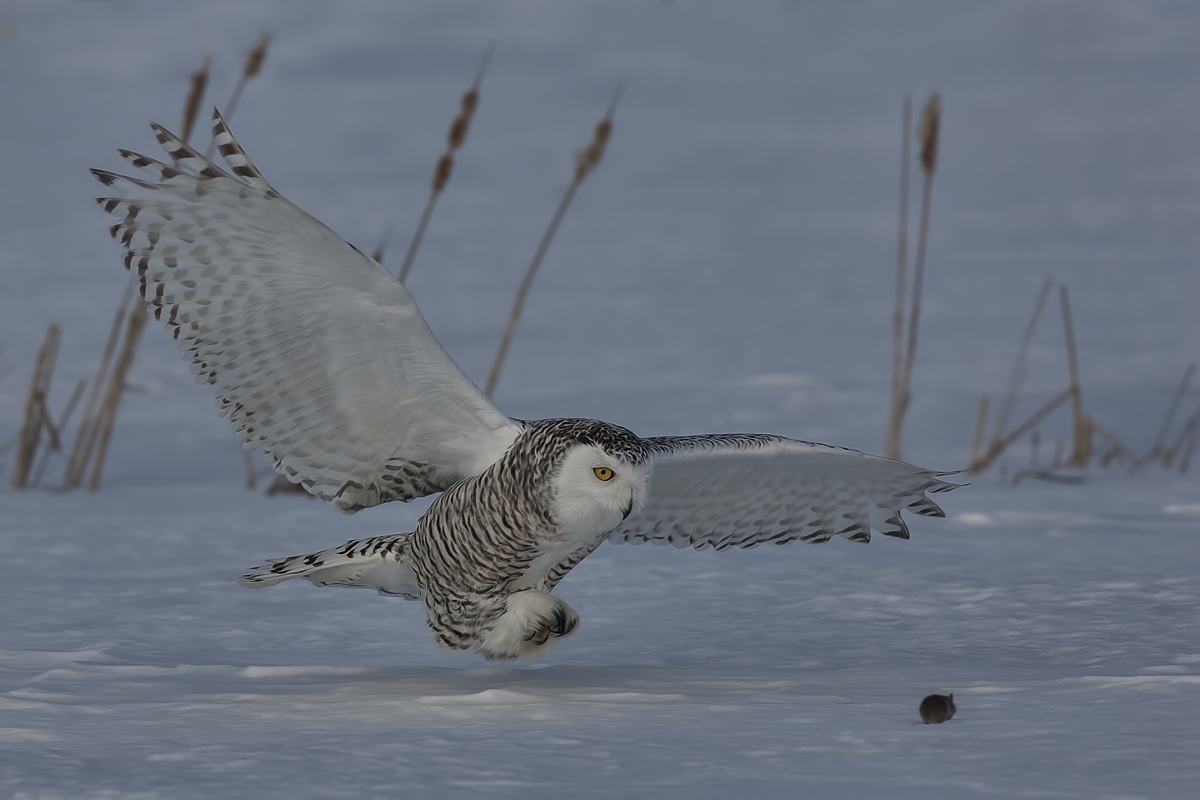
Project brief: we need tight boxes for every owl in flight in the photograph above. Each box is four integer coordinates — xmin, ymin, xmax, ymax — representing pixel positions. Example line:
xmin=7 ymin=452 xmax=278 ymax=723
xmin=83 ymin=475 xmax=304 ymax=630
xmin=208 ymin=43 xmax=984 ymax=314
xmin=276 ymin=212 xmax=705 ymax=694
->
xmin=93 ymin=111 xmax=957 ymax=661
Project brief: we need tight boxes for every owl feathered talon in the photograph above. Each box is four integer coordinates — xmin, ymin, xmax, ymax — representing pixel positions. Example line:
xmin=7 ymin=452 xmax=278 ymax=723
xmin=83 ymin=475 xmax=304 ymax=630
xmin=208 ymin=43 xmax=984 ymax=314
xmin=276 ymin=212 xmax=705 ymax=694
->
xmin=476 ymin=592 xmax=580 ymax=661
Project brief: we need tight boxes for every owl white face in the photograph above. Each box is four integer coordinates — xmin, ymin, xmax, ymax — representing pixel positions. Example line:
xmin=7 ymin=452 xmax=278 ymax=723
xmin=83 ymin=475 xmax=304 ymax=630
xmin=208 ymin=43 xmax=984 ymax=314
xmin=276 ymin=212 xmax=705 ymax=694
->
xmin=548 ymin=444 xmax=650 ymax=537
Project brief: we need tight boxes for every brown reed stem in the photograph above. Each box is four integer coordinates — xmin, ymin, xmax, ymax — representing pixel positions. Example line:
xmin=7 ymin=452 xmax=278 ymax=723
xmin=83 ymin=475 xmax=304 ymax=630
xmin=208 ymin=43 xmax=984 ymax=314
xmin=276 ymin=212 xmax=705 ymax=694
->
xmin=970 ymin=387 xmax=1074 ymax=473
xmin=889 ymin=93 xmax=940 ymax=461
xmin=1148 ymin=363 xmax=1195 ymax=462
xmin=204 ymin=34 xmax=271 ymax=159
xmin=181 ymin=58 xmax=211 ymax=148
xmin=37 ymin=393 xmax=61 ymax=452
xmin=1059 ymin=285 xmax=1090 ymax=467
xmin=486 ymin=179 xmax=581 ymax=399
xmin=29 ymin=379 xmax=85 ymax=488
xmin=486 ymin=93 xmax=619 ymax=398
xmin=65 ymin=277 xmax=134 ymax=487
xmin=992 ymin=277 xmax=1052 ymax=448
xmin=1177 ymin=415 xmax=1199 ymax=474
xmin=88 ymin=303 xmax=148 ymax=492
xmin=397 ymin=188 xmax=442 ymax=284
xmin=397 ymin=44 xmax=492 ymax=284
xmin=1086 ymin=416 xmax=1135 ymax=464
xmin=11 ymin=324 xmax=60 ymax=489
xmin=884 ymin=95 xmax=912 ymax=460
xmin=1163 ymin=403 xmax=1200 ymax=468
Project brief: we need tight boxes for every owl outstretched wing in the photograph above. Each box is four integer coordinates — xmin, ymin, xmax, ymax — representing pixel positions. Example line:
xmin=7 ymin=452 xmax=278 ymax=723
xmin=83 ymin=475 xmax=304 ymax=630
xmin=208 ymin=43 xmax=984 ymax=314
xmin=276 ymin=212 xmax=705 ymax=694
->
xmin=610 ymin=434 xmax=959 ymax=549
xmin=92 ymin=111 xmax=521 ymax=512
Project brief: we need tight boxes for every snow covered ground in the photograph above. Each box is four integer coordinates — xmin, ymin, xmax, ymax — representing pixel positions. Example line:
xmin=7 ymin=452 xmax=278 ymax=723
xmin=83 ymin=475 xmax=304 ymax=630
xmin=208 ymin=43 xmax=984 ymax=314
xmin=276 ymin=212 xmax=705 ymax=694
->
xmin=1 ymin=1 xmax=1198 ymax=797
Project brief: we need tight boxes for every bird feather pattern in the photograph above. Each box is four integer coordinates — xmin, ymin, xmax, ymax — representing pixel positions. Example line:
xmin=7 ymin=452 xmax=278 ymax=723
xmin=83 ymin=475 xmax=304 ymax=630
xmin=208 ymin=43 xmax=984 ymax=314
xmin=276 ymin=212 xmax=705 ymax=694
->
xmin=95 ymin=113 xmax=961 ymax=662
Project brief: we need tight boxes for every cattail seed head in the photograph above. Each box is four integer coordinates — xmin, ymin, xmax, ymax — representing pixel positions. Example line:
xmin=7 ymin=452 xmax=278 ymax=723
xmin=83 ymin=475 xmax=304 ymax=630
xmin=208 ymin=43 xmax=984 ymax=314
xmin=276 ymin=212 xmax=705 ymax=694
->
xmin=918 ymin=93 xmax=941 ymax=176
xmin=432 ymin=153 xmax=454 ymax=192
xmin=447 ymin=89 xmax=478 ymax=151
xmin=461 ymin=88 xmax=479 ymax=116
xmin=575 ymin=119 xmax=612 ymax=183
xmin=243 ymin=34 xmax=271 ymax=80
xmin=181 ymin=58 xmax=211 ymax=145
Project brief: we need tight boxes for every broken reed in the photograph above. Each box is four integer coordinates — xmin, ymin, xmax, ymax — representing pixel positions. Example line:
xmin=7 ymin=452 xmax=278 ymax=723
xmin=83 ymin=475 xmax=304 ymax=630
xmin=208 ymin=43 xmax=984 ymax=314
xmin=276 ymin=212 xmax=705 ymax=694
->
xmin=204 ymin=34 xmax=271 ymax=160
xmin=395 ymin=44 xmax=492 ymax=281
xmin=485 ymin=98 xmax=616 ymax=399
xmin=967 ymin=281 xmax=1145 ymax=475
xmin=968 ymin=284 xmax=1086 ymax=474
xmin=29 ymin=379 xmax=85 ymax=488
xmin=884 ymin=93 xmax=940 ymax=461
xmin=64 ymin=277 xmax=133 ymax=487
xmin=990 ymin=278 xmax=1052 ymax=452
xmin=10 ymin=324 xmax=61 ymax=489
xmin=1166 ymin=406 xmax=1200 ymax=472
xmin=1147 ymin=363 xmax=1195 ymax=462
xmin=87 ymin=300 xmax=148 ymax=492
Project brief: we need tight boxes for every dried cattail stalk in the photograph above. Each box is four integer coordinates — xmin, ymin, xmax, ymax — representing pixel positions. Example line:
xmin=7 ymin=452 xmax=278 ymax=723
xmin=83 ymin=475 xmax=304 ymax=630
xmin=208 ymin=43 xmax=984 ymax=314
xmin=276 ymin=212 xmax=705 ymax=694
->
xmin=485 ymin=90 xmax=620 ymax=399
xmin=1148 ymin=363 xmax=1195 ymax=463
xmin=991 ymin=278 xmax=1053 ymax=451
xmin=1163 ymin=403 xmax=1200 ymax=469
xmin=243 ymin=33 xmax=271 ymax=81
xmin=884 ymin=95 xmax=912 ymax=461
xmin=970 ymin=387 xmax=1074 ymax=473
xmin=11 ymin=324 xmax=60 ymax=489
xmin=447 ymin=86 xmax=480 ymax=152
xmin=397 ymin=45 xmax=492 ymax=284
xmin=1059 ymin=286 xmax=1090 ymax=468
xmin=432 ymin=152 xmax=455 ymax=194
xmin=65 ymin=277 xmax=133 ymax=487
xmin=889 ymin=92 xmax=942 ymax=460
xmin=918 ymin=93 xmax=940 ymax=176
xmin=574 ymin=118 xmax=612 ymax=183
xmin=29 ymin=378 xmax=85 ymax=488
xmin=1177 ymin=414 xmax=1199 ymax=474
xmin=35 ymin=392 xmax=61 ymax=451
xmin=1087 ymin=416 xmax=1135 ymax=464
xmin=88 ymin=303 xmax=148 ymax=492
xmin=204 ymin=33 xmax=271 ymax=159
xmin=181 ymin=57 xmax=211 ymax=146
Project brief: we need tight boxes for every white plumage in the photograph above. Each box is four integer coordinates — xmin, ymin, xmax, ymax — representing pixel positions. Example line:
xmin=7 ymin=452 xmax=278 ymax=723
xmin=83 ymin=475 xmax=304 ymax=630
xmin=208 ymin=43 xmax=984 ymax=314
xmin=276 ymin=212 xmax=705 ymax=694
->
xmin=94 ymin=111 xmax=958 ymax=661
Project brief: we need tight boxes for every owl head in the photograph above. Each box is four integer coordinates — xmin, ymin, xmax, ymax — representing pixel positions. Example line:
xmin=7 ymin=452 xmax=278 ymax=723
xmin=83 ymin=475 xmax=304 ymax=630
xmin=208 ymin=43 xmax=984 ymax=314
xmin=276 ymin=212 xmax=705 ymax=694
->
xmin=520 ymin=419 xmax=651 ymax=535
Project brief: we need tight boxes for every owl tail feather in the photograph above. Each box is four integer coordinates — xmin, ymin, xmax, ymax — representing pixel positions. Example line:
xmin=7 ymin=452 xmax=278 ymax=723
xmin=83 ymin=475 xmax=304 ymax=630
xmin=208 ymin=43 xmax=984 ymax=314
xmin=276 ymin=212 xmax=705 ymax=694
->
xmin=239 ymin=533 xmax=421 ymax=599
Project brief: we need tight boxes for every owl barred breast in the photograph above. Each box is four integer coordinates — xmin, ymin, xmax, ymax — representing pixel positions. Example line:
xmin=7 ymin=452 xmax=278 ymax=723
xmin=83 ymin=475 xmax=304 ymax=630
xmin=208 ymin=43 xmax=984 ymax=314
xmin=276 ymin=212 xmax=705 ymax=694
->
xmin=95 ymin=112 xmax=958 ymax=662
xmin=404 ymin=419 xmax=650 ymax=660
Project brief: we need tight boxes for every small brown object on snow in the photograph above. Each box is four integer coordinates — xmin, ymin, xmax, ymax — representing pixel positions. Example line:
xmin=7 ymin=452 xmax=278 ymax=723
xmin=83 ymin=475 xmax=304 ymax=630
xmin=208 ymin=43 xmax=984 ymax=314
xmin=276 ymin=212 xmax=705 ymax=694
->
xmin=919 ymin=693 xmax=956 ymax=724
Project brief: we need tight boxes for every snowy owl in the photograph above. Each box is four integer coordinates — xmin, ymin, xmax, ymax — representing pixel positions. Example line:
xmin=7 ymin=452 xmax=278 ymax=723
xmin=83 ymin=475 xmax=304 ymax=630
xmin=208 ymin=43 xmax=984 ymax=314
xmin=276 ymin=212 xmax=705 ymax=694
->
xmin=93 ymin=110 xmax=957 ymax=661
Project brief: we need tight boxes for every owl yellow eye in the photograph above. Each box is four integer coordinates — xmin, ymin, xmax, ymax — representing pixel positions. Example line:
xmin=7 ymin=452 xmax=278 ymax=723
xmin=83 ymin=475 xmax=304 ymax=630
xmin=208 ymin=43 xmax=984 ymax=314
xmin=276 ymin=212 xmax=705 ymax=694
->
xmin=593 ymin=467 xmax=614 ymax=481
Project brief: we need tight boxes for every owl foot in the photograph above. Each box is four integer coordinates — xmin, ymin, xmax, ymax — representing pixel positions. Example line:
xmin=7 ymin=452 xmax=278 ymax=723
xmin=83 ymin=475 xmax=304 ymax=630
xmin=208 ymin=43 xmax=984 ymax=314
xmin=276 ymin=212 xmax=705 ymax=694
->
xmin=476 ymin=591 xmax=579 ymax=662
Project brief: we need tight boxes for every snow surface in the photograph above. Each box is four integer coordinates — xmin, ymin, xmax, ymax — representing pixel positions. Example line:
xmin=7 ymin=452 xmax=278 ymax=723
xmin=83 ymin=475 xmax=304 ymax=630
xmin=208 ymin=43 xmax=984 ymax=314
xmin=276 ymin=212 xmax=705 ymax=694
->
xmin=1 ymin=1 xmax=1199 ymax=797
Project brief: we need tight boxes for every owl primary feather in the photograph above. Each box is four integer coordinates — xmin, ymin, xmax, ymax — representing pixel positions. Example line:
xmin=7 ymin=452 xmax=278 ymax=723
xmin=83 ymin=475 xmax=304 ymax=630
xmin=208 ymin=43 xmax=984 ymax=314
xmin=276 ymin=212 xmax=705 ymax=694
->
xmin=93 ymin=111 xmax=958 ymax=661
